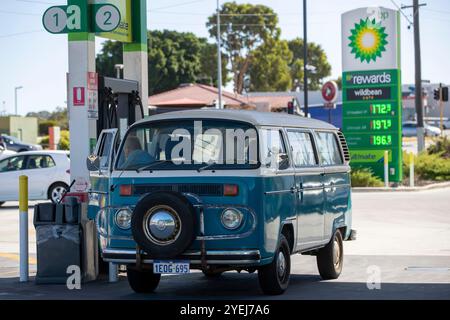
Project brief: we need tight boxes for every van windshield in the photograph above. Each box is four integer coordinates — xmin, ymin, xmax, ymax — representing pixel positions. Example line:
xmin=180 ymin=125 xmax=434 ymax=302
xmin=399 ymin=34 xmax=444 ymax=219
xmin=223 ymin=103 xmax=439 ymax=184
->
xmin=116 ymin=119 xmax=259 ymax=171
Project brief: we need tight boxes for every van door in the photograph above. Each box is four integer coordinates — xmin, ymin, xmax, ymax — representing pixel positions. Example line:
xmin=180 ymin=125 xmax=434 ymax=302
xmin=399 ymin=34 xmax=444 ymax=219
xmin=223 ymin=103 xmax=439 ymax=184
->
xmin=314 ymin=131 xmax=349 ymax=242
xmin=89 ymin=129 xmax=118 ymax=196
xmin=286 ymin=129 xmax=325 ymax=250
xmin=93 ymin=129 xmax=119 ymax=175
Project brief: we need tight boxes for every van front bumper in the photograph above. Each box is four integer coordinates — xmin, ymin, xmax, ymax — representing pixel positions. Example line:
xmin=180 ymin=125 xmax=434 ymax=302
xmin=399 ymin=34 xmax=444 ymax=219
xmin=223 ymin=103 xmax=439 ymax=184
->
xmin=102 ymin=248 xmax=261 ymax=265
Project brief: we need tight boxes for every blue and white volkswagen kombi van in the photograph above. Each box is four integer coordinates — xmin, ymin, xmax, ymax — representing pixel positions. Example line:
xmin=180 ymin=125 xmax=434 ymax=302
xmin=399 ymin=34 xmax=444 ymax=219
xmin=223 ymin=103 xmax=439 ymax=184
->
xmin=87 ymin=109 xmax=355 ymax=295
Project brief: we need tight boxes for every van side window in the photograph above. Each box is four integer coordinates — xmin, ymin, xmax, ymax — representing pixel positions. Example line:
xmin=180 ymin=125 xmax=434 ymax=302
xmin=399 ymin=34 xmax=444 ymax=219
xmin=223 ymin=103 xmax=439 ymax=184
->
xmin=315 ymin=132 xmax=343 ymax=165
xmin=287 ymin=130 xmax=317 ymax=167
xmin=261 ymin=129 xmax=288 ymax=169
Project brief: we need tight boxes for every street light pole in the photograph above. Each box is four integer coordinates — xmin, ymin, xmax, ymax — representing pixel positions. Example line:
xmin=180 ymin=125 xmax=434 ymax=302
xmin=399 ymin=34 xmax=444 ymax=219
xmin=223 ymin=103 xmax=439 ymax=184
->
xmin=216 ymin=0 xmax=223 ymax=109
xmin=303 ymin=0 xmax=308 ymax=117
xmin=14 ymin=86 xmax=23 ymax=116
xmin=413 ymin=0 xmax=425 ymax=152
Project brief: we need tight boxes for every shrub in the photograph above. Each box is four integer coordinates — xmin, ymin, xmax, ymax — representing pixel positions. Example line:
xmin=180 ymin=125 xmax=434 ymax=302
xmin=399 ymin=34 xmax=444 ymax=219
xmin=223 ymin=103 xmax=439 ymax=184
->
xmin=39 ymin=130 xmax=70 ymax=150
xmin=351 ymin=168 xmax=384 ymax=187
xmin=427 ymin=136 xmax=450 ymax=158
xmin=415 ymin=152 xmax=450 ymax=181
xmin=38 ymin=120 xmax=57 ymax=136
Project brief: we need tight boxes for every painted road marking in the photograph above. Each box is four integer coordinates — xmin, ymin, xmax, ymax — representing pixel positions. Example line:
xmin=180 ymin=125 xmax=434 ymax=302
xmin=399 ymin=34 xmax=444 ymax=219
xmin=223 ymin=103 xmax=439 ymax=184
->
xmin=0 ymin=253 xmax=37 ymax=265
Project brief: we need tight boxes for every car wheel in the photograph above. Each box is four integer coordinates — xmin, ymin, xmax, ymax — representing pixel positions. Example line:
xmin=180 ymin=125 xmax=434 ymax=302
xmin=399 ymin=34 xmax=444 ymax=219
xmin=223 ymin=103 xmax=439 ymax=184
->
xmin=258 ymin=234 xmax=291 ymax=295
xmin=126 ymin=265 xmax=161 ymax=293
xmin=316 ymin=229 xmax=344 ymax=280
xmin=48 ymin=182 xmax=68 ymax=204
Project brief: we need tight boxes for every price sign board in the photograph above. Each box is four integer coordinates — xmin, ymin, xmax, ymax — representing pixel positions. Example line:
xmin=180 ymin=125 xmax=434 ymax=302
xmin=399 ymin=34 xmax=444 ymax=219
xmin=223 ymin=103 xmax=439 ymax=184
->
xmin=341 ymin=7 xmax=403 ymax=182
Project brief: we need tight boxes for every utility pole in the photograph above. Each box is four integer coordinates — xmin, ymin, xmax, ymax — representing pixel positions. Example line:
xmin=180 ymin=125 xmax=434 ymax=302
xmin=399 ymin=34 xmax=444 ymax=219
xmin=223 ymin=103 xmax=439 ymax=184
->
xmin=303 ymin=0 xmax=308 ymax=117
xmin=216 ymin=0 xmax=223 ymax=109
xmin=14 ymin=86 xmax=23 ymax=116
xmin=403 ymin=0 xmax=427 ymax=152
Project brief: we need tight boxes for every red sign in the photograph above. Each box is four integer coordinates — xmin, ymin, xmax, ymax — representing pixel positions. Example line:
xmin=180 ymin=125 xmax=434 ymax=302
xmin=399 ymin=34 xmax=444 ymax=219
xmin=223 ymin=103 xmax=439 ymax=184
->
xmin=73 ymin=87 xmax=85 ymax=106
xmin=322 ymin=81 xmax=338 ymax=103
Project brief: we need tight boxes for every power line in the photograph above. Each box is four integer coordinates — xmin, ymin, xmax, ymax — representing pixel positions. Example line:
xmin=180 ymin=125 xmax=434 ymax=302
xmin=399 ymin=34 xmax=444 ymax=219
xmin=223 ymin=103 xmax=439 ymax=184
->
xmin=0 ymin=30 xmax=43 ymax=39
xmin=0 ymin=9 xmax=40 ymax=16
xmin=15 ymin=0 xmax=58 ymax=4
xmin=150 ymin=0 xmax=209 ymax=12
xmin=389 ymin=0 xmax=414 ymax=27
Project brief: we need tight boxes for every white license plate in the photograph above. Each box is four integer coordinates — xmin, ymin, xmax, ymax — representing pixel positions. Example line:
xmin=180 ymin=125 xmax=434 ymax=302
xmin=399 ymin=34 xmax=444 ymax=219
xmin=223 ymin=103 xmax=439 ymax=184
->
xmin=153 ymin=260 xmax=190 ymax=274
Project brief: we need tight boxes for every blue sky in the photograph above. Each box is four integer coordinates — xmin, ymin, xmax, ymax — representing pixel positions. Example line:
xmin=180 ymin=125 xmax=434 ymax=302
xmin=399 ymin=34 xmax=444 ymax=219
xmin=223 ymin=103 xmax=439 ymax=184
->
xmin=0 ymin=0 xmax=449 ymax=115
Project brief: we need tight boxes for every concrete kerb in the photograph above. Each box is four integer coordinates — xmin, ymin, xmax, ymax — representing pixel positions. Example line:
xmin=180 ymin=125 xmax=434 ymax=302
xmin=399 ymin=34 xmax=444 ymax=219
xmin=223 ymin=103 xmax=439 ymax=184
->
xmin=352 ymin=181 xmax=450 ymax=192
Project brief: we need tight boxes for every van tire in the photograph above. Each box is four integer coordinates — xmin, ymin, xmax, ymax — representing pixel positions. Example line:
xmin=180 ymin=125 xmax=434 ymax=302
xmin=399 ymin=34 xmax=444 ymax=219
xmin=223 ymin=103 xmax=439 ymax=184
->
xmin=126 ymin=265 xmax=161 ymax=293
xmin=131 ymin=192 xmax=196 ymax=259
xmin=316 ymin=229 xmax=343 ymax=280
xmin=258 ymin=234 xmax=290 ymax=295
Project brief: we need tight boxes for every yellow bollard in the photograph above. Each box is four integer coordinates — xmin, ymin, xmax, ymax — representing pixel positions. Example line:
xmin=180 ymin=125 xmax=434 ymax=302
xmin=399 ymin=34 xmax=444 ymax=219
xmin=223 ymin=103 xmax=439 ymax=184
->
xmin=384 ymin=150 xmax=389 ymax=188
xmin=19 ymin=175 xmax=28 ymax=282
xmin=409 ymin=152 xmax=415 ymax=187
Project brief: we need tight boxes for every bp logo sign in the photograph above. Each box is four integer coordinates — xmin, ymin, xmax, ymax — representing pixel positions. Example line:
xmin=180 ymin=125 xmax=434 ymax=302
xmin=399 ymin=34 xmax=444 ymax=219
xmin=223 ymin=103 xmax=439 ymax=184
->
xmin=348 ymin=18 xmax=388 ymax=63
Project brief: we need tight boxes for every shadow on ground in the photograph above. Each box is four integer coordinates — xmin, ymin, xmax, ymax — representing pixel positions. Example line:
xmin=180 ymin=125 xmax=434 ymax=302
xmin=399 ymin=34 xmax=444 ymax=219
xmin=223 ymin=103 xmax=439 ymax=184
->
xmin=1 ymin=272 xmax=449 ymax=300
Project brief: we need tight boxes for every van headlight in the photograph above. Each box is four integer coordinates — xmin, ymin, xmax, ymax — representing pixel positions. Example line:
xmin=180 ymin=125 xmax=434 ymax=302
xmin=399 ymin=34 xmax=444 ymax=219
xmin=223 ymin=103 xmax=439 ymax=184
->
xmin=221 ymin=208 xmax=243 ymax=230
xmin=115 ymin=208 xmax=132 ymax=230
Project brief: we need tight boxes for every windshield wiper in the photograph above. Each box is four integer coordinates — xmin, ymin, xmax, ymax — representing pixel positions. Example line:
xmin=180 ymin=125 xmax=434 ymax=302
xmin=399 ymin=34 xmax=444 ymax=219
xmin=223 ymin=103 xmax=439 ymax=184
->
xmin=197 ymin=162 xmax=219 ymax=173
xmin=136 ymin=160 xmax=172 ymax=173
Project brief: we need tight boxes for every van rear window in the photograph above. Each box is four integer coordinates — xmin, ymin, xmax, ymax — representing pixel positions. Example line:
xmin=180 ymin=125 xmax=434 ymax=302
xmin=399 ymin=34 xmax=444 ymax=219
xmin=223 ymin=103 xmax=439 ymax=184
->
xmin=315 ymin=132 xmax=343 ymax=166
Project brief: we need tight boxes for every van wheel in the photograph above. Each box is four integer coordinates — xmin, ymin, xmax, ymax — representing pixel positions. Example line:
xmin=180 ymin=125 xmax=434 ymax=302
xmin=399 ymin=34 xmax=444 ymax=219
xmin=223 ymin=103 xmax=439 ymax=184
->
xmin=258 ymin=234 xmax=290 ymax=295
xmin=316 ymin=229 xmax=344 ymax=280
xmin=126 ymin=265 xmax=161 ymax=293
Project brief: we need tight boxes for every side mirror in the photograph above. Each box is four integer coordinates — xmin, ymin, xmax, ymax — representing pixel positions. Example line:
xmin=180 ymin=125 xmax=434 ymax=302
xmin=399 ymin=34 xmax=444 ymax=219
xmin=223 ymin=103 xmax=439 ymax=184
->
xmin=277 ymin=153 xmax=290 ymax=170
xmin=86 ymin=154 xmax=100 ymax=171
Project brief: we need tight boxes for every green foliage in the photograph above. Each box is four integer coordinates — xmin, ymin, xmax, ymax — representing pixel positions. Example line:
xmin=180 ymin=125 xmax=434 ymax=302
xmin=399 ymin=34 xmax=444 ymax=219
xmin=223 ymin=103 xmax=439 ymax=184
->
xmin=351 ymin=168 xmax=384 ymax=187
xmin=287 ymin=38 xmax=332 ymax=91
xmin=247 ymin=39 xmax=292 ymax=92
xmin=197 ymin=42 xmax=230 ymax=87
xmin=38 ymin=120 xmax=57 ymax=136
xmin=414 ymin=153 xmax=450 ymax=181
xmin=40 ymin=130 xmax=70 ymax=150
xmin=426 ymin=136 xmax=450 ymax=158
xmin=96 ymin=30 xmax=230 ymax=95
xmin=207 ymin=2 xmax=280 ymax=93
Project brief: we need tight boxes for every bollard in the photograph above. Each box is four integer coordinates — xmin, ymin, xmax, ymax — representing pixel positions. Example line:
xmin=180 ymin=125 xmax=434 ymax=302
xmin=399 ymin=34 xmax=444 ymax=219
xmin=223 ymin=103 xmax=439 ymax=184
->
xmin=410 ymin=152 xmax=415 ymax=187
xmin=109 ymin=262 xmax=118 ymax=282
xmin=384 ymin=151 xmax=389 ymax=188
xmin=19 ymin=175 xmax=29 ymax=282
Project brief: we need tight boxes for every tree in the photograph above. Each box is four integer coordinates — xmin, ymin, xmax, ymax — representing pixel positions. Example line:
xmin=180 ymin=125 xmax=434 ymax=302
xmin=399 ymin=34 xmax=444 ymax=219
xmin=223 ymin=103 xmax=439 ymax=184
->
xmin=96 ymin=30 xmax=229 ymax=95
xmin=197 ymin=41 xmax=230 ymax=88
xmin=247 ymin=39 xmax=292 ymax=92
xmin=207 ymin=2 xmax=280 ymax=94
xmin=96 ymin=40 xmax=123 ymax=78
xmin=288 ymin=38 xmax=331 ymax=91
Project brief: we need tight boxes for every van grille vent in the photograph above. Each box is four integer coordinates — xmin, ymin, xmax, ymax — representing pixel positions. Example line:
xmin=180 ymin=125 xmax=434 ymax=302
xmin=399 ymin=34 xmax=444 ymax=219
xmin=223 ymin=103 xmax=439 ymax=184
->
xmin=337 ymin=131 xmax=351 ymax=162
xmin=132 ymin=184 xmax=224 ymax=196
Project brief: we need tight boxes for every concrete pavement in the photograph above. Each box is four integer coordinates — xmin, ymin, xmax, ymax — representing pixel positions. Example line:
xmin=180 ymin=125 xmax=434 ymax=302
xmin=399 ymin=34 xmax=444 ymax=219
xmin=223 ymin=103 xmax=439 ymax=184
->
xmin=0 ymin=188 xmax=449 ymax=299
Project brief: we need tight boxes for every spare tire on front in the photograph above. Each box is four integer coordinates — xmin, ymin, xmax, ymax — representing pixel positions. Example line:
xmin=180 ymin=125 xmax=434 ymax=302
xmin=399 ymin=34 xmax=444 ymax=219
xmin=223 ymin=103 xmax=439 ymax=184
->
xmin=131 ymin=191 xmax=196 ymax=259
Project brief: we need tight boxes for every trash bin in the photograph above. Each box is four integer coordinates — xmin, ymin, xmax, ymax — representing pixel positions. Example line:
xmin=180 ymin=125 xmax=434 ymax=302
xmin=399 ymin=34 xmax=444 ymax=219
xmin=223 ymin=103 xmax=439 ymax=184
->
xmin=33 ymin=197 xmax=98 ymax=284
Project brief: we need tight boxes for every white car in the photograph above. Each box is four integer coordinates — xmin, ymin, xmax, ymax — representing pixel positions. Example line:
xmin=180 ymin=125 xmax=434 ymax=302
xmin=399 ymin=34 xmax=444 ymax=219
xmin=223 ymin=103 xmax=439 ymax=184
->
xmin=0 ymin=151 xmax=70 ymax=206
xmin=0 ymin=144 xmax=16 ymax=160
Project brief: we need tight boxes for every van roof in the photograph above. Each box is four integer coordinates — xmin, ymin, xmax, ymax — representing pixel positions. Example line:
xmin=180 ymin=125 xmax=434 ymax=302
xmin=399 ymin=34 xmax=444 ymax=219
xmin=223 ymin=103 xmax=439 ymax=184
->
xmin=135 ymin=109 xmax=337 ymax=130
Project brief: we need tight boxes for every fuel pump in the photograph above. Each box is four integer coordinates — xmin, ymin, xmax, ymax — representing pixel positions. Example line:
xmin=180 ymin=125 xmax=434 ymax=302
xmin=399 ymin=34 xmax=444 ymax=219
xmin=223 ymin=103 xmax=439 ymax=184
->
xmin=97 ymin=76 xmax=145 ymax=139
